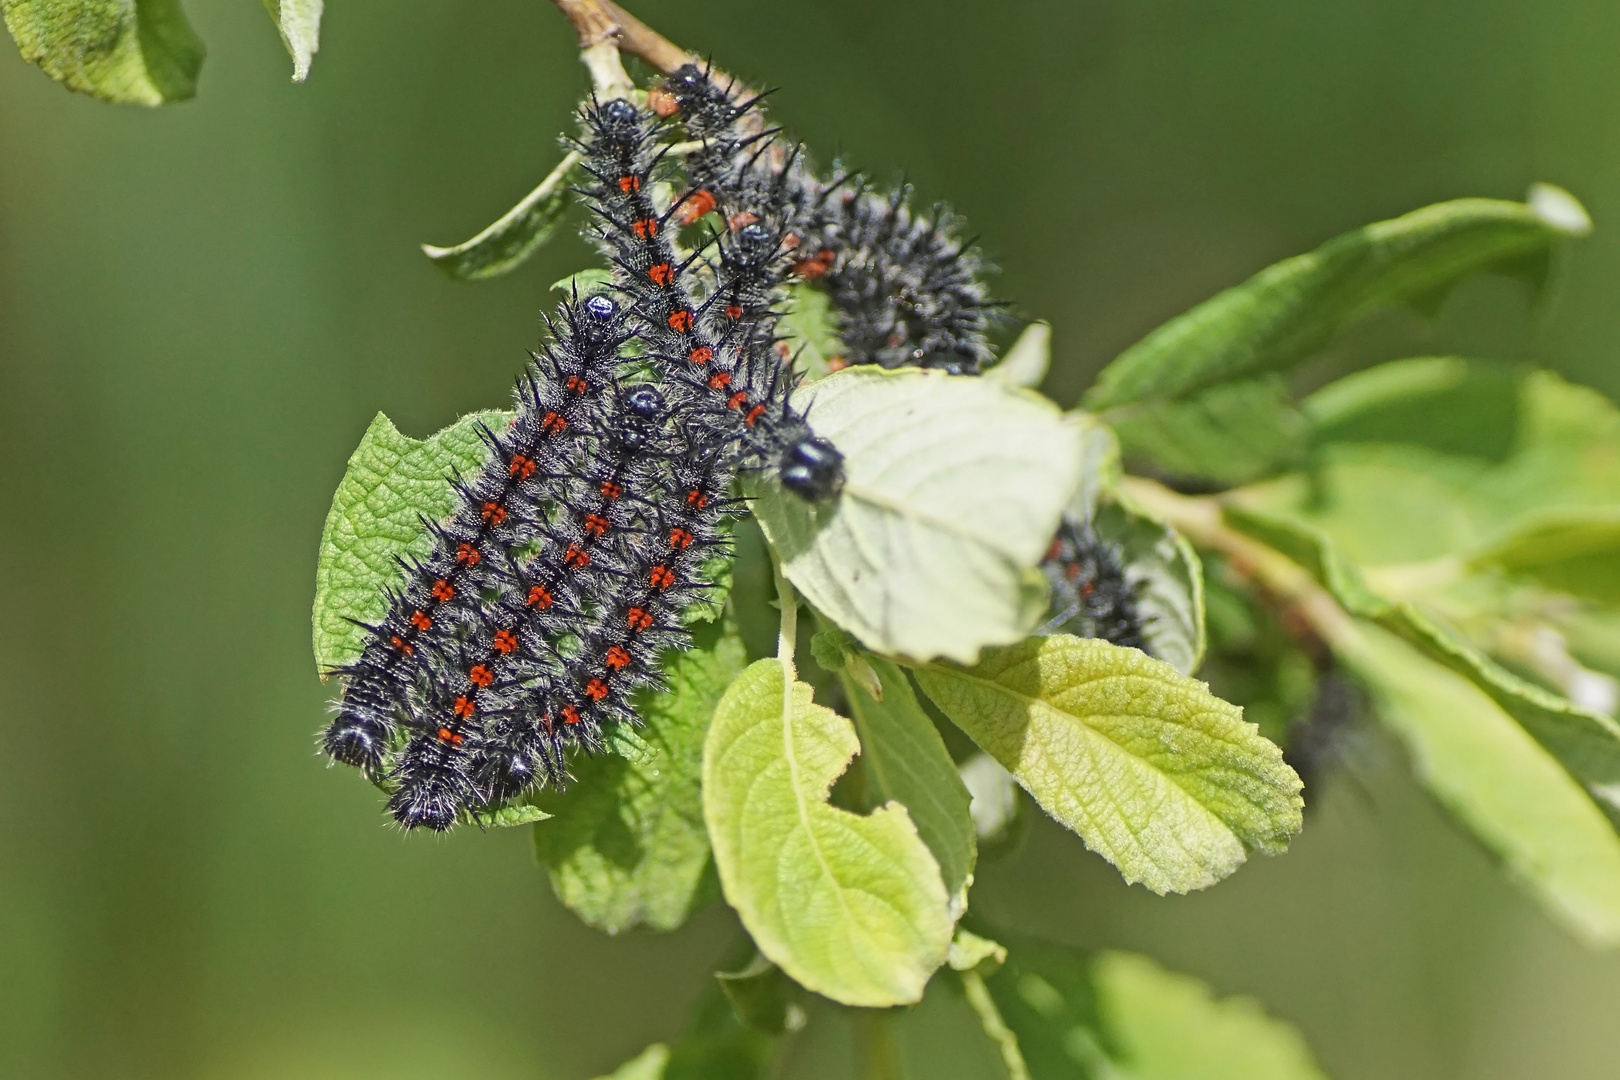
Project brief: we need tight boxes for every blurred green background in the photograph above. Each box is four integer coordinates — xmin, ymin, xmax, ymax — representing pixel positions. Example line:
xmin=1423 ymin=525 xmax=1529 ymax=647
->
xmin=4 ymin=1 xmax=1620 ymax=1077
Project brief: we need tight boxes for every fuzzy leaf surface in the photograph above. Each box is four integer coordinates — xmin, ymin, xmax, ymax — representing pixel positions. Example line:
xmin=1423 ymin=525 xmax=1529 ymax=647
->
xmin=260 ymin=0 xmax=320 ymax=81
xmin=532 ymin=620 xmax=747 ymax=933
xmin=913 ymin=636 xmax=1302 ymax=894
xmin=1094 ymin=499 xmax=1206 ymax=675
xmin=1335 ymin=620 xmax=1620 ymax=946
xmin=1086 ymin=191 xmax=1590 ymax=409
xmin=4 ymin=0 xmax=203 ymax=104
xmin=1110 ymin=377 xmax=1308 ymax=485
xmin=422 ymin=153 xmax=581 ymax=281
xmin=751 ymin=367 xmax=1084 ymax=663
xmin=312 ymin=410 xmax=510 ymax=672
xmin=842 ymin=656 xmax=977 ymax=918
xmin=702 ymin=659 xmax=952 ymax=1006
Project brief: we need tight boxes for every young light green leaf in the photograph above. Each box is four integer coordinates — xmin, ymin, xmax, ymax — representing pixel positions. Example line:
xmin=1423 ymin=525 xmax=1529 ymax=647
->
xmin=552 ymin=268 xmax=617 ymax=296
xmin=1086 ymin=191 xmax=1590 ymax=410
xmin=260 ymin=0 xmax=320 ymax=82
xmin=714 ymin=954 xmax=808 ymax=1036
xmin=533 ymin=620 xmax=747 ymax=934
xmin=460 ymin=798 xmax=550 ymax=829
xmin=4 ymin=0 xmax=203 ymax=105
xmin=592 ymin=1044 xmax=670 ymax=1080
xmin=422 ymin=152 xmax=582 ymax=281
xmin=947 ymin=928 xmax=1007 ymax=974
xmin=959 ymin=752 xmax=1022 ymax=845
xmin=779 ymin=283 xmax=843 ymax=382
xmin=841 ymin=656 xmax=977 ymax=918
xmin=1072 ymin=415 xmax=1123 ymax=520
xmin=982 ymin=936 xmax=1329 ymax=1080
xmin=1471 ymin=510 xmax=1620 ymax=605
xmin=1110 ymin=377 xmax=1308 ymax=485
xmin=312 ymin=410 xmax=510 ymax=671
xmin=750 ymin=367 xmax=1085 ymax=663
xmin=1091 ymin=951 xmax=1330 ymax=1080
xmin=1094 ymin=499 xmax=1206 ymax=675
xmin=702 ymin=659 xmax=953 ymax=1007
xmin=912 ymin=636 xmax=1302 ymax=894
xmin=986 ymin=321 xmax=1051 ymax=389
xmin=1334 ymin=620 xmax=1620 ymax=946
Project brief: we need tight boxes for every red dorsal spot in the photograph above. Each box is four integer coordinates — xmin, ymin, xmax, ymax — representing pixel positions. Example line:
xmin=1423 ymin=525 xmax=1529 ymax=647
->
xmin=826 ymin=355 xmax=850 ymax=372
xmin=492 ymin=628 xmax=519 ymax=654
xmin=508 ymin=454 xmax=536 ymax=479
xmin=648 ymin=263 xmax=673 ymax=286
xmin=437 ymin=725 xmax=466 ymax=744
xmin=456 ymin=542 xmax=481 ymax=565
xmin=390 ymin=634 xmax=414 ymax=656
xmin=626 ymin=607 xmax=653 ymax=632
xmin=431 ymin=579 xmax=455 ymax=602
xmin=727 ymin=391 xmax=749 ymax=411
xmin=685 ymin=489 xmax=708 ymax=509
xmin=605 ymin=645 xmax=631 ymax=670
xmin=565 ymin=375 xmax=589 ymax=395
xmin=564 ymin=543 xmax=591 ymax=569
xmin=707 ymin=371 xmax=731 ymax=390
xmin=583 ymin=513 xmax=610 ymax=538
xmin=669 ymin=527 xmax=693 ymax=550
xmin=541 ymin=411 xmax=567 ymax=434
xmin=648 ymin=87 xmax=679 ymax=117
xmin=481 ymin=502 xmax=506 ymax=526
xmin=728 ymin=211 xmax=758 ymax=232
xmin=677 ymin=189 xmax=716 ymax=226
xmin=1046 ymin=539 xmax=1063 ymax=561
xmin=618 ymin=174 xmax=642 ymax=193
xmin=411 ymin=610 xmax=433 ymax=631
xmin=782 ymin=233 xmax=801 ymax=248
xmin=649 ymin=565 xmax=676 ymax=590
xmin=468 ymin=664 xmax=494 ymax=688
xmin=744 ymin=403 xmax=767 ymax=427
xmin=724 ymin=303 xmax=744 ymax=320
xmin=632 ymin=218 xmax=659 ymax=239
xmin=452 ymin=697 xmax=475 ymax=719
xmin=560 ymin=703 xmax=581 ymax=725
xmin=687 ymin=346 xmax=712 ymax=366
xmin=585 ymin=678 xmax=610 ymax=702
xmin=667 ymin=309 xmax=693 ymax=333
xmin=527 ymin=584 xmax=554 ymax=609
xmin=599 ymin=480 xmax=623 ymax=500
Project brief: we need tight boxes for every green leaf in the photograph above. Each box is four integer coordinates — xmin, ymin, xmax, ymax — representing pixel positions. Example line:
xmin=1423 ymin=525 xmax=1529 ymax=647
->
xmin=714 ymin=954 xmax=808 ymax=1036
xmin=1471 ymin=510 xmax=1620 ymax=605
xmin=982 ymin=937 xmax=1330 ymax=1080
xmin=702 ymin=659 xmax=953 ymax=1007
xmin=947 ymin=928 xmax=1007 ymax=974
xmin=662 ymin=980 xmax=777 ymax=1080
xmin=1091 ymin=951 xmax=1330 ymax=1080
xmin=1304 ymin=355 xmax=1524 ymax=463
xmin=912 ymin=636 xmax=1302 ymax=894
xmin=312 ymin=410 xmax=510 ymax=672
xmin=986 ymin=321 xmax=1052 ymax=389
xmin=552 ymin=268 xmax=617 ymax=296
xmin=841 ymin=655 xmax=977 ymax=917
xmin=1072 ymin=416 xmax=1123 ymax=520
xmin=1110 ymin=377 xmax=1308 ymax=485
xmin=422 ymin=152 xmax=582 ymax=281
xmin=4 ymin=0 xmax=204 ymax=105
xmin=1093 ymin=499 xmax=1206 ymax=676
xmin=1085 ymin=190 xmax=1591 ymax=410
xmin=260 ymin=0 xmax=320 ymax=82
xmin=751 ymin=367 xmax=1085 ymax=663
xmin=462 ymin=798 xmax=549 ymax=829
xmin=1333 ymin=619 xmax=1620 ymax=946
xmin=533 ymin=620 xmax=747 ymax=933
xmin=779 ymin=283 xmax=843 ymax=382
xmin=591 ymin=1044 xmax=670 ymax=1080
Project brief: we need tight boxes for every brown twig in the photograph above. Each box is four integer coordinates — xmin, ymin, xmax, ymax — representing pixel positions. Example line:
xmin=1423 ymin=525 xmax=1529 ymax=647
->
xmin=549 ymin=0 xmax=696 ymax=74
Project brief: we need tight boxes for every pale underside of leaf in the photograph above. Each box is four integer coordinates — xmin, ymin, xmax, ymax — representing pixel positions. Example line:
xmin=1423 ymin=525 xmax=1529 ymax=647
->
xmin=261 ymin=0 xmax=322 ymax=82
xmin=422 ymin=152 xmax=582 ymax=281
xmin=913 ymin=636 xmax=1302 ymax=895
xmin=752 ymin=367 xmax=1084 ymax=664
xmin=703 ymin=659 xmax=952 ymax=1007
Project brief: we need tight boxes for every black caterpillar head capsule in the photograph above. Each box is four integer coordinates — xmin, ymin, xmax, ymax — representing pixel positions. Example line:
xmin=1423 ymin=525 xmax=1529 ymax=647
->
xmin=583 ymin=294 xmax=619 ymax=322
xmin=624 ymin=385 xmax=666 ymax=419
xmin=779 ymin=435 xmax=845 ymax=502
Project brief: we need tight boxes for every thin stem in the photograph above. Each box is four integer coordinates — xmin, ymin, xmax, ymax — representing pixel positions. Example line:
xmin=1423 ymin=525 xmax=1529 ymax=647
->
xmin=854 ymin=1008 xmax=908 ymax=1080
xmin=548 ymin=0 xmax=696 ymax=74
xmin=959 ymin=970 xmax=1030 ymax=1080
xmin=774 ymin=555 xmax=799 ymax=718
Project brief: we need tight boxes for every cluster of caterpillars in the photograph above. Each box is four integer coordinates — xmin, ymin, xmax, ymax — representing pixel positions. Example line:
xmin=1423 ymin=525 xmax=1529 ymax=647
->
xmin=323 ymin=63 xmax=1140 ymax=830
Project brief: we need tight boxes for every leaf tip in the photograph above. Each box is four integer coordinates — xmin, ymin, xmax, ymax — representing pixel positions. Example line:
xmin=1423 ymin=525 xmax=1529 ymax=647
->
xmin=1528 ymin=183 xmax=1593 ymax=238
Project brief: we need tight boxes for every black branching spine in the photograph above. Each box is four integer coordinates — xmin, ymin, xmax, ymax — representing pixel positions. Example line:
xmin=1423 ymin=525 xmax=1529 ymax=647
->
xmin=658 ymin=62 xmax=998 ymax=375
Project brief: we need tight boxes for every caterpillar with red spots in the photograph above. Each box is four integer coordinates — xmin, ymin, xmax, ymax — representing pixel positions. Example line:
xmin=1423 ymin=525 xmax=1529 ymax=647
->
xmin=656 ymin=63 xmax=999 ymax=375
xmin=1040 ymin=517 xmax=1150 ymax=652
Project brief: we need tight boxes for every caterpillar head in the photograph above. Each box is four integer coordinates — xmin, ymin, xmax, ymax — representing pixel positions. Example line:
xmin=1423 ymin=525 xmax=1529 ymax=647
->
xmin=779 ymin=434 xmax=844 ymax=502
